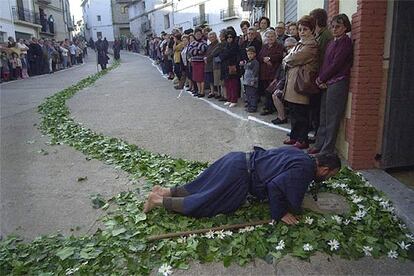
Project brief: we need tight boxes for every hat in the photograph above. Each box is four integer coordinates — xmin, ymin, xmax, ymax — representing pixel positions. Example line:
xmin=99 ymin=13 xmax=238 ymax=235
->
xmin=246 ymin=46 xmax=256 ymax=53
xmin=275 ymin=22 xmax=285 ymax=29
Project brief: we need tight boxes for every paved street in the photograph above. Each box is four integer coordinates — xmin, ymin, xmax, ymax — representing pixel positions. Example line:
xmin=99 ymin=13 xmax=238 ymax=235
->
xmin=1 ymin=51 xmax=413 ymax=274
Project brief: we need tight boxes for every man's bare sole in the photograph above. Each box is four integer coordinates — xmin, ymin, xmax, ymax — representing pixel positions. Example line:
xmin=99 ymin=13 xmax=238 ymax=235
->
xmin=143 ymin=192 xmax=163 ymax=213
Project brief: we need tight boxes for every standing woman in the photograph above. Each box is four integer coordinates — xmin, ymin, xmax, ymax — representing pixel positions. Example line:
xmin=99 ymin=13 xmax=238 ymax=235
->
xmin=188 ymin=28 xmax=208 ymax=97
xmin=220 ymin=29 xmax=240 ymax=107
xmin=257 ymin=30 xmax=284 ymax=115
xmin=204 ymin=31 xmax=220 ymax=98
xmin=212 ymin=29 xmax=227 ymax=101
xmin=258 ymin=17 xmax=271 ymax=41
xmin=308 ymin=14 xmax=353 ymax=154
xmin=173 ymin=33 xmax=185 ymax=89
xmin=283 ymin=15 xmax=319 ymax=149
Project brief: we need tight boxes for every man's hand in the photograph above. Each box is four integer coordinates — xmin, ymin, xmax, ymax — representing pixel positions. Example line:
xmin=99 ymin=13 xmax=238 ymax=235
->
xmin=281 ymin=212 xmax=299 ymax=225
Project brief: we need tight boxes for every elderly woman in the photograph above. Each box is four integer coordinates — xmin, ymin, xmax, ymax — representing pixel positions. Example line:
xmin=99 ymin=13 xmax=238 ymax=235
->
xmin=283 ymin=15 xmax=319 ymax=149
xmin=204 ymin=31 xmax=220 ymax=98
xmin=219 ymin=29 xmax=240 ymax=107
xmin=188 ymin=28 xmax=208 ymax=97
xmin=257 ymin=30 xmax=284 ymax=115
xmin=308 ymin=14 xmax=353 ymax=154
xmin=212 ymin=30 xmax=227 ymax=101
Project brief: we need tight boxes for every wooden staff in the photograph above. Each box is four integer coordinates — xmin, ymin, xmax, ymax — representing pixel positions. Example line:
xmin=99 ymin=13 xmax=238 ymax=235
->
xmin=147 ymin=219 xmax=272 ymax=242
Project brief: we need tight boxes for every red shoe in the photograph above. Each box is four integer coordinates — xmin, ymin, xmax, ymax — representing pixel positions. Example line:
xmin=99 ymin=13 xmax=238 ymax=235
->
xmin=283 ymin=138 xmax=297 ymax=145
xmin=293 ymin=141 xmax=309 ymax=149
xmin=307 ymin=147 xmax=320 ymax=154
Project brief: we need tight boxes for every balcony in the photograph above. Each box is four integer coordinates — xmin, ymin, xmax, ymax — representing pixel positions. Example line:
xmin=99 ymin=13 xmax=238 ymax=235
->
xmin=192 ymin=14 xmax=209 ymax=27
xmin=12 ymin=6 xmax=41 ymax=26
xmin=241 ymin=0 xmax=266 ymax=11
xmin=37 ymin=0 xmax=52 ymax=4
xmin=220 ymin=7 xmax=241 ymax=21
xmin=141 ymin=21 xmax=151 ymax=33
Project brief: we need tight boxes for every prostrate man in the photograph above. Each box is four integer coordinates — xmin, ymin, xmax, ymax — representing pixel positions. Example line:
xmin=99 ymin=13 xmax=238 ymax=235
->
xmin=144 ymin=147 xmax=341 ymax=225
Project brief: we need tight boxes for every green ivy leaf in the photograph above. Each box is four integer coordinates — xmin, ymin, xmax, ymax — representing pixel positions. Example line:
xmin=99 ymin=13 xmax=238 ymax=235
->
xmin=56 ymin=247 xmax=75 ymax=260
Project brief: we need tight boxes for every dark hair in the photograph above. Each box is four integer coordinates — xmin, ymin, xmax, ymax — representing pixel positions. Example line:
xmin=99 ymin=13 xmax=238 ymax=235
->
xmin=240 ymin=20 xmax=250 ymax=29
xmin=184 ymin=28 xmax=193 ymax=35
xmin=298 ymin=15 xmax=316 ymax=32
xmin=225 ymin=29 xmax=237 ymax=39
xmin=316 ymin=153 xmax=341 ymax=170
xmin=331 ymin=13 xmax=352 ymax=33
xmin=174 ymin=33 xmax=182 ymax=40
xmin=310 ymin=8 xmax=328 ymax=28
xmin=288 ymin=22 xmax=297 ymax=28
xmin=259 ymin=17 xmax=270 ymax=28
xmin=226 ymin=26 xmax=236 ymax=33
xmin=194 ymin=27 xmax=203 ymax=34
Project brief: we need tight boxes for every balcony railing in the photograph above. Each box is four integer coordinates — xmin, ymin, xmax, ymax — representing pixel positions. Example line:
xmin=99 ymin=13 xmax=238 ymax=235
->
xmin=220 ymin=7 xmax=241 ymax=21
xmin=37 ymin=0 xmax=52 ymax=4
xmin=141 ymin=21 xmax=151 ymax=33
xmin=192 ymin=14 xmax=209 ymax=26
xmin=241 ymin=0 xmax=266 ymax=11
xmin=12 ymin=6 xmax=41 ymax=25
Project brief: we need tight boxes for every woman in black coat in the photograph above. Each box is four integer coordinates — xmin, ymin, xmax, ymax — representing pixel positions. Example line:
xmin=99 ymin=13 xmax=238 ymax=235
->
xmin=218 ymin=30 xmax=240 ymax=107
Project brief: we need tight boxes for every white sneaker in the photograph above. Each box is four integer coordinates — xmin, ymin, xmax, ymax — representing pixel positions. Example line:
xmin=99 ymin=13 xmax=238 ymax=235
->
xmin=229 ymin=103 xmax=237 ymax=108
xmin=224 ymin=102 xmax=231 ymax=106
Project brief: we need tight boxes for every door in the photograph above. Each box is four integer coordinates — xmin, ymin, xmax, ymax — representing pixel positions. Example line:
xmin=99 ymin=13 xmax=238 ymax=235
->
xmin=381 ymin=1 xmax=414 ymax=168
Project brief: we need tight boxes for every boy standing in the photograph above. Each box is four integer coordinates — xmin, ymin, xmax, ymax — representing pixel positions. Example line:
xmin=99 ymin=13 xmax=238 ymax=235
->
xmin=242 ymin=46 xmax=260 ymax=113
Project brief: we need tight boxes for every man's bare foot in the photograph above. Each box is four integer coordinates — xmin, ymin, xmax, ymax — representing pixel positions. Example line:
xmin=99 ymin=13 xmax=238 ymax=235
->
xmin=143 ymin=192 xmax=163 ymax=213
xmin=152 ymin=185 xmax=171 ymax=197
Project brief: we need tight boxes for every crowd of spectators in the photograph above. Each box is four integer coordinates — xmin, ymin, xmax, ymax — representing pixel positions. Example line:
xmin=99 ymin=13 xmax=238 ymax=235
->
xmin=0 ymin=36 xmax=87 ymax=83
xmin=146 ymin=9 xmax=353 ymax=154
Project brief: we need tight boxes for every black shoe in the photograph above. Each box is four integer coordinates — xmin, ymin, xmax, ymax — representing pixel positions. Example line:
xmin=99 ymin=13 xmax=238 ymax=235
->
xmin=197 ymin=94 xmax=205 ymax=98
xmin=219 ymin=97 xmax=227 ymax=102
xmin=214 ymin=95 xmax=221 ymax=99
xmin=271 ymin=118 xmax=287 ymax=125
xmin=192 ymin=93 xmax=199 ymax=97
xmin=207 ymin=93 xmax=214 ymax=98
xmin=260 ymin=110 xmax=273 ymax=116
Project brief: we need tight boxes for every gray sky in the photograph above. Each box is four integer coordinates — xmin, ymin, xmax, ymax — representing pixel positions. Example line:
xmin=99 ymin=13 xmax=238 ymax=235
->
xmin=69 ymin=0 xmax=83 ymax=23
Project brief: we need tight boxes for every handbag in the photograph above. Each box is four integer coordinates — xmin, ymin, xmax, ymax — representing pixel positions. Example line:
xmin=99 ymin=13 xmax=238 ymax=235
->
xmin=294 ymin=65 xmax=320 ymax=95
xmin=228 ymin=65 xmax=237 ymax=75
xmin=265 ymin=79 xmax=278 ymax=93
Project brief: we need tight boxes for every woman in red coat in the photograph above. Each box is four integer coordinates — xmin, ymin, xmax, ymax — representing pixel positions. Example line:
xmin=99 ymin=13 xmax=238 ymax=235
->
xmin=257 ymin=30 xmax=284 ymax=115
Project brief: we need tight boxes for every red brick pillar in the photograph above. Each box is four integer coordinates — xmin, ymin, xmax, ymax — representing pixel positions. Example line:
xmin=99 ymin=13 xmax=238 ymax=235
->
xmin=328 ymin=0 xmax=339 ymax=20
xmin=346 ymin=0 xmax=387 ymax=169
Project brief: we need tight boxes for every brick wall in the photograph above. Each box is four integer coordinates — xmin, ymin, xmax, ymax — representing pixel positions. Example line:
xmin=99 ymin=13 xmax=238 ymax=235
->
xmin=346 ymin=0 xmax=387 ymax=169
xmin=328 ymin=0 xmax=339 ymax=20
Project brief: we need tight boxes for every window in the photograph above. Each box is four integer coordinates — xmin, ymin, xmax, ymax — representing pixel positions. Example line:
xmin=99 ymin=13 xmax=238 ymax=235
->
xmin=164 ymin=14 xmax=170 ymax=29
xmin=97 ymin=15 xmax=101 ymax=21
xmin=97 ymin=31 xmax=102 ymax=38
xmin=121 ymin=5 xmax=128 ymax=14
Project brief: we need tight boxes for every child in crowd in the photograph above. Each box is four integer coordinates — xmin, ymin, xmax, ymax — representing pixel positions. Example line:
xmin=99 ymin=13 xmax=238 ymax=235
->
xmin=20 ymin=53 xmax=29 ymax=79
xmin=1 ymin=51 xmax=10 ymax=81
xmin=242 ymin=46 xmax=260 ymax=113
xmin=10 ymin=52 xmax=22 ymax=79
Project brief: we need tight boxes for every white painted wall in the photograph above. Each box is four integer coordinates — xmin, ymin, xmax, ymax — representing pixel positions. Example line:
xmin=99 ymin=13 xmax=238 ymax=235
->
xmin=82 ymin=0 xmax=114 ymax=42
xmin=339 ymin=0 xmax=357 ymax=20
xmin=129 ymin=0 xmax=248 ymax=41
xmin=0 ymin=0 xmax=16 ymax=41
xmin=297 ymin=0 xmax=324 ymax=19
